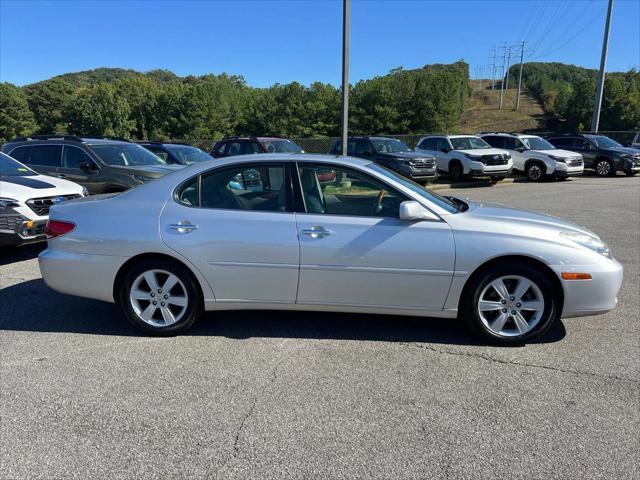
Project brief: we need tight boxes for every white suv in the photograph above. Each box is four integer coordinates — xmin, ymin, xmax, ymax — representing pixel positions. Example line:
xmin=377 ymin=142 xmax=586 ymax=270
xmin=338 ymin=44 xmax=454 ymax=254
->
xmin=414 ymin=135 xmax=512 ymax=184
xmin=480 ymin=132 xmax=584 ymax=181
xmin=0 ymin=152 xmax=86 ymax=247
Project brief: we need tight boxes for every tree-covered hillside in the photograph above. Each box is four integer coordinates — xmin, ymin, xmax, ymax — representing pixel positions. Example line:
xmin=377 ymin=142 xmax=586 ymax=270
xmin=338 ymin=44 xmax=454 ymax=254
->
xmin=0 ymin=62 xmax=470 ymax=143
xmin=507 ymin=62 xmax=640 ymax=131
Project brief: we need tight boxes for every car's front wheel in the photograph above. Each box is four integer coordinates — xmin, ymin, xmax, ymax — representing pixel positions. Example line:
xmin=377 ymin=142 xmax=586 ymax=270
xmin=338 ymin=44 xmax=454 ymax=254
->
xmin=461 ymin=264 xmax=559 ymax=344
xmin=595 ymin=159 xmax=614 ymax=177
xmin=525 ymin=162 xmax=545 ymax=182
xmin=118 ymin=258 xmax=203 ymax=335
xmin=449 ymin=162 xmax=464 ymax=182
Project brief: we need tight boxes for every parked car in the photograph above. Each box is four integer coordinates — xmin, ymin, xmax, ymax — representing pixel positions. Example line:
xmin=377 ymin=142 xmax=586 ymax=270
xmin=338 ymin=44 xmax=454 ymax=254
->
xmin=0 ymin=152 xmax=85 ymax=247
xmin=39 ymin=153 xmax=622 ymax=345
xmin=211 ymin=136 xmax=303 ymax=158
xmin=545 ymin=133 xmax=640 ymax=177
xmin=2 ymin=135 xmax=182 ymax=194
xmin=479 ymin=132 xmax=583 ymax=181
xmin=138 ymin=142 xmax=214 ymax=165
xmin=414 ymin=134 xmax=512 ymax=183
xmin=329 ymin=136 xmax=437 ymax=181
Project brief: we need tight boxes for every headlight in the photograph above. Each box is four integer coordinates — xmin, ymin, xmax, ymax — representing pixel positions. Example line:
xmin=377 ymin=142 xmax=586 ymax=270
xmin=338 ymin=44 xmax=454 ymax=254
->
xmin=549 ymin=155 xmax=566 ymax=163
xmin=133 ymin=175 xmax=155 ymax=184
xmin=560 ymin=231 xmax=611 ymax=258
xmin=0 ymin=198 xmax=20 ymax=211
xmin=465 ymin=153 xmax=483 ymax=160
xmin=81 ymin=186 xmax=89 ymax=196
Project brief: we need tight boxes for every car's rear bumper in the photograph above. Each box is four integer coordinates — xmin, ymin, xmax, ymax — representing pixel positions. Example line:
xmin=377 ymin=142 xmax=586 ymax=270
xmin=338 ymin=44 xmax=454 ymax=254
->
xmin=552 ymin=257 xmax=624 ymax=318
xmin=38 ymin=248 xmax=128 ymax=302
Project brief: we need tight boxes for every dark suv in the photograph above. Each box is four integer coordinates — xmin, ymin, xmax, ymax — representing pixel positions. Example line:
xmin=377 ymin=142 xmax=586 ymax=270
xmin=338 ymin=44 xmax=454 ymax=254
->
xmin=211 ymin=136 xmax=303 ymax=158
xmin=2 ymin=135 xmax=182 ymax=194
xmin=138 ymin=142 xmax=214 ymax=165
xmin=546 ymin=133 xmax=640 ymax=177
xmin=329 ymin=136 xmax=437 ymax=181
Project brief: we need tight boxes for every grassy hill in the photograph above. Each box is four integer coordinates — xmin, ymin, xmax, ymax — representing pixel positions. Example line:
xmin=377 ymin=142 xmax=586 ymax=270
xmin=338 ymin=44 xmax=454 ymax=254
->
xmin=458 ymin=83 xmax=548 ymax=133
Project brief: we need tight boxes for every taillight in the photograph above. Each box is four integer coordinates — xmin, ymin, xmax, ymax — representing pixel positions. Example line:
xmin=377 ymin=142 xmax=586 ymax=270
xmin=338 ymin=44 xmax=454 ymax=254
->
xmin=45 ymin=220 xmax=76 ymax=239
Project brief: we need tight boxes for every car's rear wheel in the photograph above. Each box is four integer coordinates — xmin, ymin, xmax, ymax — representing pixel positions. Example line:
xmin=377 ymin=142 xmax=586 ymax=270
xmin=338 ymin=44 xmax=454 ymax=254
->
xmin=449 ymin=162 xmax=464 ymax=182
xmin=118 ymin=259 xmax=203 ymax=335
xmin=461 ymin=264 xmax=558 ymax=344
xmin=624 ymin=169 xmax=637 ymax=176
xmin=525 ymin=162 xmax=545 ymax=182
xmin=595 ymin=159 xmax=614 ymax=177
xmin=490 ymin=176 xmax=504 ymax=185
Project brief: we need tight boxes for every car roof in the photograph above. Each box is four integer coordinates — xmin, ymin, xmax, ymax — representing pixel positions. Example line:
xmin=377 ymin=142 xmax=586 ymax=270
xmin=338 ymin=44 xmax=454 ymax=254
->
xmin=203 ymin=153 xmax=371 ymax=167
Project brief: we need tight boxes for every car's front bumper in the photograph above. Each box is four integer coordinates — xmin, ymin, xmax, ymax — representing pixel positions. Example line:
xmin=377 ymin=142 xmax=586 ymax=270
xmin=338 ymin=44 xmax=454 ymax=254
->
xmin=0 ymin=214 xmax=47 ymax=247
xmin=398 ymin=165 xmax=438 ymax=179
xmin=552 ymin=257 xmax=624 ymax=318
xmin=468 ymin=168 xmax=512 ymax=177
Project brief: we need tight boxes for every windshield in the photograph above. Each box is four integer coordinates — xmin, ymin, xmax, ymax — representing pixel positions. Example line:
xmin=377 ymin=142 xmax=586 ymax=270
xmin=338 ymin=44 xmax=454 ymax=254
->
xmin=450 ymin=136 xmax=491 ymax=150
xmin=89 ymin=143 xmax=167 ymax=167
xmin=368 ymin=163 xmax=459 ymax=214
xmin=261 ymin=140 xmax=303 ymax=153
xmin=370 ymin=138 xmax=411 ymax=153
xmin=522 ymin=137 xmax=556 ymax=150
xmin=166 ymin=145 xmax=213 ymax=165
xmin=585 ymin=135 xmax=623 ymax=148
xmin=0 ymin=152 xmax=36 ymax=177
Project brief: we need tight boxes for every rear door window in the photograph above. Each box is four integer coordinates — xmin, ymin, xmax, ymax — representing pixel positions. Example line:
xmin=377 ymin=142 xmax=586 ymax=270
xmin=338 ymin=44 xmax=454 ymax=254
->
xmin=24 ymin=145 xmax=62 ymax=167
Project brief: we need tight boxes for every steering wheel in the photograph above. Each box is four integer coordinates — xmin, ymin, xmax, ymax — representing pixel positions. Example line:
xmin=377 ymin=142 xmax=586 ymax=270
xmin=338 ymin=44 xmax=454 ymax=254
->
xmin=375 ymin=190 xmax=385 ymax=214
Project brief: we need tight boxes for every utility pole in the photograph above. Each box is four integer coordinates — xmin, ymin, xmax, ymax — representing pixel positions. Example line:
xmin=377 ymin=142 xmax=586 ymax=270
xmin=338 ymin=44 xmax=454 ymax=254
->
xmin=499 ymin=42 xmax=507 ymax=110
xmin=515 ymin=41 xmax=526 ymax=110
xmin=504 ymin=46 xmax=513 ymax=91
xmin=490 ymin=47 xmax=497 ymax=91
xmin=340 ymin=0 xmax=350 ymax=155
xmin=591 ymin=0 xmax=614 ymax=133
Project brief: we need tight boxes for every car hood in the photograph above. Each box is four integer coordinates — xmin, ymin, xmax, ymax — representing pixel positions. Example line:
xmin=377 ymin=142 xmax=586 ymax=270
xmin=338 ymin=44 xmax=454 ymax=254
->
xmin=457 ymin=148 xmax=509 ymax=156
xmin=0 ymin=174 xmax=84 ymax=201
xmin=460 ymin=200 xmax=597 ymax=237
xmin=378 ymin=151 xmax=436 ymax=161
xmin=604 ymin=146 xmax=640 ymax=156
xmin=110 ymin=164 xmax=184 ymax=176
xmin=532 ymin=149 xmax=580 ymax=159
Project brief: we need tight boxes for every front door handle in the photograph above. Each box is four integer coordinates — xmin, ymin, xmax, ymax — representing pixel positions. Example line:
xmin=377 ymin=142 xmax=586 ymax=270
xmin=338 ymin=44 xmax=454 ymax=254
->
xmin=169 ymin=221 xmax=198 ymax=234
xmin=301 ymin=226 xmax=333 ymax=239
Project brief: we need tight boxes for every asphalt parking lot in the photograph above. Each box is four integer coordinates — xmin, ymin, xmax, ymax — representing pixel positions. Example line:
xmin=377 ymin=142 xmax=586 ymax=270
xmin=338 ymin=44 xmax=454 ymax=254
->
xmin=1 ymin=175 xmax=638 ymax=479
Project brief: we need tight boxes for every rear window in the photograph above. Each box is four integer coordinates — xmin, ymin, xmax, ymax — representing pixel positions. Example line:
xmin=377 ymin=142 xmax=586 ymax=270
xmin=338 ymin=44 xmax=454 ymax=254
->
xmin=12 ymin=145 xmax=62 ymax=167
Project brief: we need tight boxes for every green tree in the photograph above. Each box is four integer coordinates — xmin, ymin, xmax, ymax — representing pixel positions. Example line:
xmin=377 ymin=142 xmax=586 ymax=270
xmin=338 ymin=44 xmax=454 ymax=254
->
xmin=23 ymin=78 xmax=75 ymax=133
xmin=0 ymin=83 xmax=37 ymax=143
xmin=67 ymin=83 xmax=133 ymax=137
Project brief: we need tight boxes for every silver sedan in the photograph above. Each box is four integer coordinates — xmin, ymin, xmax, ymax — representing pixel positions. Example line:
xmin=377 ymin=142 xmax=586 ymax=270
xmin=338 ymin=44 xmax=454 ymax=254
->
xmin=39 ymin=154 xmax=623 ymax=345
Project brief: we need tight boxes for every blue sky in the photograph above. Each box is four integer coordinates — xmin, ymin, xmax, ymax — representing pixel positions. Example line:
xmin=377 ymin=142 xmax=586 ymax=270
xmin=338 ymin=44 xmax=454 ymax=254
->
xmin=1 ymin=0 xmax=638 ymax=87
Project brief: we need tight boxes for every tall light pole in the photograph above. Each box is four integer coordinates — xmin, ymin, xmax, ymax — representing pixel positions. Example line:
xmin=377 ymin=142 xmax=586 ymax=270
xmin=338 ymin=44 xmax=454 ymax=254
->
xmin=591 ymin=0 xmax=614 ymax=133
xmin=340 ymin=0 xmax=350 ymax=155
xmin=499 ymin=42 xmax=507 ymax=110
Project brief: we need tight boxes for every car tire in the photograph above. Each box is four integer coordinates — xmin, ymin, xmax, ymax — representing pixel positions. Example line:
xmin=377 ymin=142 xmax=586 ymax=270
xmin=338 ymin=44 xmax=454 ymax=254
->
xmin=490 ymin=176 xmax=505 ymax=185
xmin=460 ymin=264 xmax=559 ymax=345
xmin=595 ymin=159 xmax=614 ymax=177
xmin=624 ymin=170 xmax=637 ymax=176
xmin=117 ymin=258 xmax=203 ymax=335
xmin=449 ymin=162 xmax=464 ymax=182
xmin=525 ymin=162 xmax=545 ymax=182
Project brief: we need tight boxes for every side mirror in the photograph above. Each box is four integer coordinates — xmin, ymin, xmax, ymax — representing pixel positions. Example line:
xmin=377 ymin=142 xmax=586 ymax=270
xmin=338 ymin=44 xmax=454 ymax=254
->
xmin=79 ymin=161 xmax=98 ymax=172
xmin=440 ymin=148 xmax=450 ymax=154
xmin=399 ymin=201 xmax=439 ymax=221
xmin=362 ymin=151 xmax=373 ymax=157
xmin=516 ymin=146 xmax=526 ymax=152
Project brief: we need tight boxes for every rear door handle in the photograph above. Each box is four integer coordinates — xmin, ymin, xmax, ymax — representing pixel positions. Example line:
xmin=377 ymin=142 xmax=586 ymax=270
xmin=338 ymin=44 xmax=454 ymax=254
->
xmin=301 ymin=226 xmax=333 ymax=239
xmin=169 ymin=221 xmax=198 ymax=234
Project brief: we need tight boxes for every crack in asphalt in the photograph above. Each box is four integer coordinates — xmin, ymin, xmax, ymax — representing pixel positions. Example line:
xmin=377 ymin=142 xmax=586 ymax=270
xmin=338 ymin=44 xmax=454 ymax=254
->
xmin=399 ymin=342 xmax=639 ymax=385
xmin=218 ymin=341 xmax=290 ymax=477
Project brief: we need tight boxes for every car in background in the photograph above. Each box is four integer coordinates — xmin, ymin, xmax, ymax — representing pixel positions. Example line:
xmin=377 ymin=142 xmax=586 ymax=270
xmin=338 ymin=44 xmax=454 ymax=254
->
xmin=1 ymin=135 xmax=182 ymax=194
xmin=211 ymin=136 xmax=303 ymax=158
xmin=414 ymin=135 xmax=512 ymax=183
xmin=39 ymin=153 xmax=623 ymax=345
xmin=545 ymin=133 xmax=640 ymax=177
xmin=0 ymin=152 xmax=85 ymax=247
xmin=630 ymin=132 xmax=640 ymax=150
xmin=480 ymin=132 xmax=583 ymax=181
xmin=138 ymin=142 xmax=213 ymax=165
xmin=329 ymin=136 xmax=437 ymax=181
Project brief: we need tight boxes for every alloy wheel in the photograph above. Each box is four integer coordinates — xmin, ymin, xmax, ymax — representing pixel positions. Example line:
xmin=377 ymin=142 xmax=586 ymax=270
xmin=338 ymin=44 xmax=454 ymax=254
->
xmin=477 ymin=275 xmax=545 ymax=337
xmin=527 ymin=165 xmax=542 ymax=181
xmin=595 ymin=160 xmax=611 ymax=176
xmin=129 ymin=269 xmax=189 ymax=327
